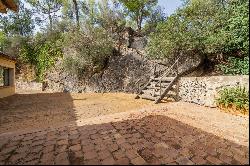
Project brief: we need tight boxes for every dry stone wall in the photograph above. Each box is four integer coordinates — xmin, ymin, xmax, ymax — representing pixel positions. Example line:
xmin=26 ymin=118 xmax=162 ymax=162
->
xmin=178 ymin=75 xmax=249 ymax=107
xmin=16 ymin=80 xmax=43 ymax=92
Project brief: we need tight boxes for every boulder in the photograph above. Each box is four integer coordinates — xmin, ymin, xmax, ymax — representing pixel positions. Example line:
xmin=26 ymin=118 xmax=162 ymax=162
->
xmin=130 ymin=36 xmax=148 ymax=50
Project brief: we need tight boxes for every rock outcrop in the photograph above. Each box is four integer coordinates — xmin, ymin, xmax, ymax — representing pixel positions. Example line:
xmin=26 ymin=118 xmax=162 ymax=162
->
xmin=43 ymin=30 xmax=203 ymax=93
xmin=44 ymin=47 xmax=156 ymax=93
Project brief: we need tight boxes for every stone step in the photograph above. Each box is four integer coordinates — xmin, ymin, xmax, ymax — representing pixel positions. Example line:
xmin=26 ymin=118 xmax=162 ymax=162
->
xmin=142 ymin=90 xmax=161 ymax=97
xmin=150 ymin=82 xmax=170 ymax=87
xmin=142 ymin=89 xmax=155 ymax=94
xmin=146 ymin=84 xmax=177 ymax=93
xmin=150 ymin=77 xmax=174 ymax=82
xmin=140 ymin=94 xmax=156 ymax=101
xmin=145 ymin=86 xmax=177 ymax=93
xmin=164 ymin=94 xmax=179 ymax=101
xmin=146 ymin=86 xmax=162 ymax=90
xmin=166 ymin=87 xmax=177 ymax=92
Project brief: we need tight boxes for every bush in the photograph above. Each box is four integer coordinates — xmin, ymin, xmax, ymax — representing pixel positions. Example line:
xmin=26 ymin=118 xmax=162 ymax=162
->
xmin=20 ymin=31 xmax=63 ymax=82
xmin=146 ymin=0 xmax=249 ymax=61
xmin=63 ymin=27 xmax=114 ymax=79
xmin=216 ymin=56 xmax=249 ymax=75
xmin=216 ymin=86 xmax=249 ymax=115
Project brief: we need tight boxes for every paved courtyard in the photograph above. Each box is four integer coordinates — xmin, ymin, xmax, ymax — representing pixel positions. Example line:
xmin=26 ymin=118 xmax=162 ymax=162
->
xmin=0 ymin=93 xmax=249 ymax=165
xmin=0 ymin=92 xmax=155 ymax=133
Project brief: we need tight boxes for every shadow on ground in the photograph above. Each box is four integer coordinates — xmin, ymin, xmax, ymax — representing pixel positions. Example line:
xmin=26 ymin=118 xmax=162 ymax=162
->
xmin=0 ymin=92 xmax=77 ymax=134
xmin=0 ymin=92 xmax=153 ymax=134
xmin=0 ymin=113 xmax=248 ymax=165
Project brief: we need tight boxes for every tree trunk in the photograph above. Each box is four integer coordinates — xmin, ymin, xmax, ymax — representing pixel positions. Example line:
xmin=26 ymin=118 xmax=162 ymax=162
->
xmin=73 ymin=0 xmax=80 ymax=28
xmin=48 ymin=13 xmax=53 ymax=31
xmin=136 ymin=17 xmax=141 ymax=32
xmin=138 ymin=15 xmax=142 ymax=31
xmin=137 ymin=7 xmax=143 ymax=32
xmin=47 ymin=3 xmax=53 ymax=31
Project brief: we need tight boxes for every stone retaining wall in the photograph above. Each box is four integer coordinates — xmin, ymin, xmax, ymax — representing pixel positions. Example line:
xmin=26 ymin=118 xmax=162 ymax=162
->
xmin=16 ymin=81 xmax=43 ymax=92
xmin=178 ymin=75 xmax=249 ymax=107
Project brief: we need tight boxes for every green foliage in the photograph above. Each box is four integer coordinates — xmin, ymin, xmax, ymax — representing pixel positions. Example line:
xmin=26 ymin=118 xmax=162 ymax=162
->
xmin=0 ymin=2 xmax=34 ymax=36
xmin=36 ymin=42 xmax=62 ymax=81
xmin=216 ymin=56 xmax=249 ymax=75
xmin=216 ymin=86 xmax=249 ymax=114
xmin=95 ymin=0 xmax=126 ymax=33
xmin=118 ymin=0 xmax=158 ymax=31
xmin=2 ymin=0 xmax=124 ymax=81
xmin=20 ymin=31 xmax=63 ymax=81
xmin=147 ymin=0 xmax=249 ymax=61
xmin=63 ymin=27 xmax=114 ymax=78
xmin=0 ymin=35 xmax=28 ymax=58
xmin=142 ymin=5 xmax=166 ymax=34
xmin=225 ymin=0 xmax=249 ymax=56
xmin=80 ymin=0 xmax=127 ymax=35
xmin=27 ymin=0 xmax=62 ymax=30
xmin=4 ymin=0 xmax=248 ymax=82
xmin=60 ymin=0 xmax=78 ymax=23
xmin=0 ymin=31 xmax=8 ymax=51
xmin=81 ymin=0 xmax=98 ymax=25
xmin=147 ymin=13 xmax=193 ymax=59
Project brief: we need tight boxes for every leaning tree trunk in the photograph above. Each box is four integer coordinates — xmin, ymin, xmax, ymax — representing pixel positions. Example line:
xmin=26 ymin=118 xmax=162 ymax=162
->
xmin=73 ymin=0 xmax=80 ymax=28
xmin=136 ymin=15 xmax=142 ymax=32
xmin=136 ymin=7 xmax=143 ymax=33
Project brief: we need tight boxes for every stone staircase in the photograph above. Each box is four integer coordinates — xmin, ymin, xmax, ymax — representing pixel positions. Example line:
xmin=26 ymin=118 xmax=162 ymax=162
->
xmin=135 ymin=58 xmax=180 ymax=104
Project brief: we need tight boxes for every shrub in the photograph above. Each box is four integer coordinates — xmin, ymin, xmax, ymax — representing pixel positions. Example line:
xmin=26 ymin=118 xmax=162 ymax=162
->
xmin=63 ymin=27 xmax=114 ymax=79
xmin=216 ymin=56 xmax=249 ymax=75
xmin=20 ymin=32 xmax=63 ymax=82
xmin=216 ymin=86 xmax=249 ymax=115
xmin=146 ymin=0 xmax=249 ymax=60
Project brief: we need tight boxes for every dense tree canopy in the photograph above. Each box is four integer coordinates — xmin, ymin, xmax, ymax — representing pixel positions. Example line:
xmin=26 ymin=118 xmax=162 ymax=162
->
xmin=27 ymin=0 xmax=62 ymax=31
xmin=118 ymin=0 xmax=158 ymax=31
xmin=0 ymin=1 xmax=34 ymax=36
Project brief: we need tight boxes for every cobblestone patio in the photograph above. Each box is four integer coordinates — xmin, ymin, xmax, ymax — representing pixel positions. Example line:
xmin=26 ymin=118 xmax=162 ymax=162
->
xmin=0 ymin=93 xmax=249 ymax=165
xmin=0 ymin=115 xmax=249 ymax=165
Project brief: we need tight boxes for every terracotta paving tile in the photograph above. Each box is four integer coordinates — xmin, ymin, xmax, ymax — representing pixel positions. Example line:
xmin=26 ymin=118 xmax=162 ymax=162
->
xmin=115 ymin=157 xmax=130 ymax=165
xmin=101 ymin=157 xmax=116 ymax=165
xmin=206 ymin=155 xmax=223 ymax=165
xmin=84 ymin=150 xmax=98 ymax=160
xmin=0 ymin=103 xmax=248 ymax=165
xmin=191 ymin=156 xmax=207 ymax=165
xmin=131 ymin=156 xmax=147 ymax=165
xmin=69 ymin=144 xmax=81 ymax=152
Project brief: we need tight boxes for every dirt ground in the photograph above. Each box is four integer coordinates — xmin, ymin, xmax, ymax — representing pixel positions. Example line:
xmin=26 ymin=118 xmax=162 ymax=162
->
xmin=0 ymin=92 xmax=166 ymax=134
xmin=0 ymin=92 xmax=248 ymax=146
xmin=0 ymin=92 xmax=248 ymax=165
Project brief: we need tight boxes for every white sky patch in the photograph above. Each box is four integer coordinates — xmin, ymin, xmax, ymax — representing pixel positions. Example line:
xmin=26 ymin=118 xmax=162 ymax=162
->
xmin=12 ymin=0 xmax=183 ymax=33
